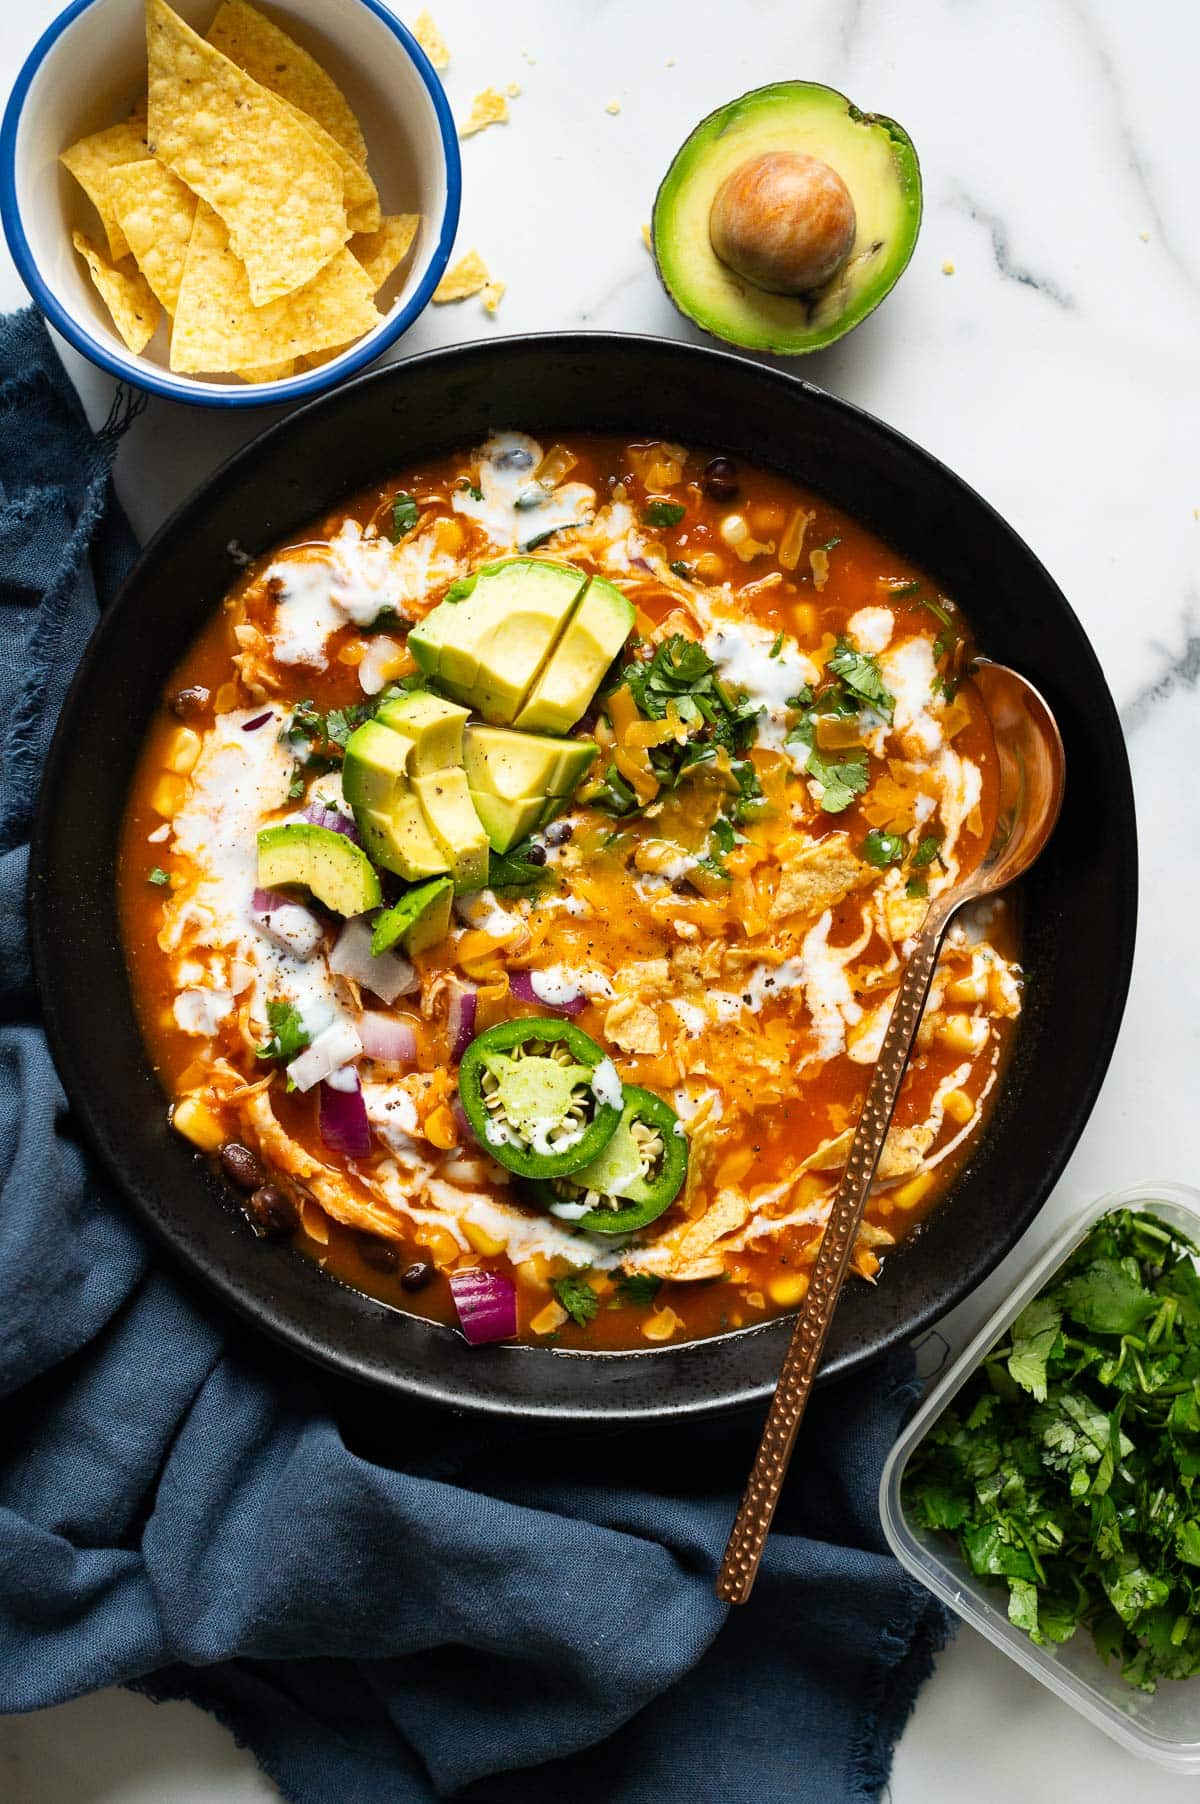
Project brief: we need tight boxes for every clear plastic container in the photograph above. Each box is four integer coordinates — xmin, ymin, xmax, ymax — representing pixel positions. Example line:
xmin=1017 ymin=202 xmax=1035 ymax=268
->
xmin=881 ymin=1182 xmax=1200 ymax=1772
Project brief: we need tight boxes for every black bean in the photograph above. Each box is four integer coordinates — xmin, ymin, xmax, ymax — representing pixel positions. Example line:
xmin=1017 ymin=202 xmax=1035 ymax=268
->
xmin=169 ymin=684 xmax=211 ymax=719
xmin=543 ymin=820 xmax=573 ymax=846
xmin=219 ymin=1141 xmax=264 ymax=1192
xmin=526 ymin=843 xmax=547 ymax=865
xmin=702 ymin=456 xmax=739 ymax=501
xmin=400 ymin=1260 xmax=435 ymax=1292
xmin=357 ymin=1234 xmax=400 ymax=1274
xmin=244 ymin=1185 xmax=299 ymax=1240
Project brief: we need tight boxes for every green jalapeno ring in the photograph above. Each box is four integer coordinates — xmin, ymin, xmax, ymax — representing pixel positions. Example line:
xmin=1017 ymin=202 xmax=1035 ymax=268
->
xmin=526 ymin=1085 xmax=688 ymax=1235
xmin=457 ymin=1016 xmax=624 ymax=1180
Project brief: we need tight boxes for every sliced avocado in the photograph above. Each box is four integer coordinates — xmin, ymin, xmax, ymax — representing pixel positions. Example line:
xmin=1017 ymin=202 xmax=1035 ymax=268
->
xmin=371 ymin=876 xmax=454 ymax=957
xmin=374 ymin=691 xmax=468 ymax=773
xmin=463 ymin=723 xmax=597 ymax=851
xmin=411 ymin=767 xmax=490 ymax=893
xmin=342 ymin=718 xmax=412 ymax=815
xmin=357 ymin=796 xmax=448 ymax=884
xmin=652 ymin=81 xmax=921 ymax=355
xmin=514 ymin=576 xmax=635 ymax=735
xmin=409 ymin=558 xmax=587 ymax=724
xmin=257 ymin=822 xmax=381 ymax=916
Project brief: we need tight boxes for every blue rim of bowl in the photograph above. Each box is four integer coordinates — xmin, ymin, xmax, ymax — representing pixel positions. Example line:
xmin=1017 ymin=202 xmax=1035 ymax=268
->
xmin=0 ymin=0 xmax=461 ymax=408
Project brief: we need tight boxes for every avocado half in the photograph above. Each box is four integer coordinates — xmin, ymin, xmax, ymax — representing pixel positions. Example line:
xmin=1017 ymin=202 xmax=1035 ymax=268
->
xmin=652 ymin=81 xmax=922 ymax=355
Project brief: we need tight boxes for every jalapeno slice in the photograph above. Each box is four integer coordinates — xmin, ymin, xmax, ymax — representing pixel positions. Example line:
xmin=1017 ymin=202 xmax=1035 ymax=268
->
xmin=457 ymin=1016 xmax=624 ymax=1180
xmin=527 ymin=1085 xmax=688 ymax=1234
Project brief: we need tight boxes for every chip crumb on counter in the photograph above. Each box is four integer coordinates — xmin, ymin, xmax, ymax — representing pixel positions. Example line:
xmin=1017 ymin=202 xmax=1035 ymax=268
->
xmin=432 ymin=250 xmax=491 ymax=303
xmin=412 ymin=9 xmax=449 ymax=69
xmin=941 ymin=259 xmax=955 ymax=275
xmin=605 ymin=99 xmax=622 ymax=115
xmin=480 ymin=279 xmax=506 ymax=316
xmin=506 ymin=82 xmax=522 ymax=98
xmin=459 ymin=88 xmax=510 ymax=137
xmin=641 ymin=223 xmax=652 ymax=252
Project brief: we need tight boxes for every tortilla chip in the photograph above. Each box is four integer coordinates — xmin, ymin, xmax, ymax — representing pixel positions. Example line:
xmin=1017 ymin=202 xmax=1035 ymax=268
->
xmin=432 ymin=250 xmax=489 ymax=302
xmin=459 ymin=89 xmax=508 ymax=137
xmin=170 ymin=202 xmax=378 ymax=373
xmin=481 ymin=279 xmax=505 ymax=315
xmin=60 ymin=121 xmax=149 ymax=262
xmin=207 ymin=1 xmax=368 ymax=163
xmin=106 ymin=157 xmax=196 ymax=313
xmin=412 ymin=10 xmax=450 ymax=70
xmin=770 ymin=834 xmax=865 ymax=923
xmin=238 ymin=360 xmax=295 ymax=383
xmin=72 ymin=229 xmax=160 ymax=353
xmin=350 ymin=214 xmax=419 ymax=290
xmin=146 ymin=0 xmax=347 ymax=306
xmin=205 ymin=2 xmax=379 ymax=234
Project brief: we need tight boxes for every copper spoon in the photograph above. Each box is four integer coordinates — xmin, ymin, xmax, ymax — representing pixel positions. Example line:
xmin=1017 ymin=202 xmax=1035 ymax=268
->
xmin=716 ymin=661 xmax=1066 ymax=1605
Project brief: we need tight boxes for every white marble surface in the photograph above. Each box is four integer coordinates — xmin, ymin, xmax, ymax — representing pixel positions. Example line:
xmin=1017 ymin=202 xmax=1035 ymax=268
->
xmin=1 ymin=0 xmax=1198 ymax=1797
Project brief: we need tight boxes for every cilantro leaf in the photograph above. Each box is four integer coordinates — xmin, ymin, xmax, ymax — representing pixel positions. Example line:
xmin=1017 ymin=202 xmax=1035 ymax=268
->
xmin=805 ymin=748 xmax=869 ymax=814
xmin=488 ymin=839 xmax=550 ymax=895
xmin=256 ymin=999 xmax=311 ymax=1064
xmin=862 ymin=829 xmax=905 ymax=867
xmin=642 ymin=501 xmax=685 ymax=528
xmin=552 ymin=1272 xmax=600 ymax=1326
xmin=827 ymin=638 xmax=895 ymax=719
xmin=1007 ymin=1296 xmax=1061 ymax=1402
xmin=389 ymin=492 xmax=419 ymax=539
xmin=617 ymin=1273 xmax=662 ymax=1307
xmin=911 ymin=834 xmax=943 ymax=868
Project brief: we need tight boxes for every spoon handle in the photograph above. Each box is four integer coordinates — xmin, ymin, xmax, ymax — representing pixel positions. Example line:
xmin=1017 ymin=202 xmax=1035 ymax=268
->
xmin=715 ymin=905 xmax=952 ymax=1605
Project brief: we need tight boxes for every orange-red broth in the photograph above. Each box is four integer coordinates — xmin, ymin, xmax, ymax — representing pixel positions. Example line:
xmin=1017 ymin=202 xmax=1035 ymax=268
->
xmin=119 ymin=435 xmax=1018 ymax=1350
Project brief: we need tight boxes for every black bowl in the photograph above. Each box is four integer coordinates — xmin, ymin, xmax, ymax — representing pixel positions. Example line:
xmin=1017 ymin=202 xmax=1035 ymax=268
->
xmin=30 ymin=334 xmax=1136 ymax=1418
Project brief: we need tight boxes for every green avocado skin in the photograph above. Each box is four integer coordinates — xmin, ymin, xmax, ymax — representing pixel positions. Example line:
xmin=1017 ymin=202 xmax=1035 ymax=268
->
xmin=652 ymin=80 xmax=922 ymax=356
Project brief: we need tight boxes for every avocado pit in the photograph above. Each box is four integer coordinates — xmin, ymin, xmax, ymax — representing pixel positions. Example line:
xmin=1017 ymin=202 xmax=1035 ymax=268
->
xmin=708 ymin=150 xmax=857 ymax=296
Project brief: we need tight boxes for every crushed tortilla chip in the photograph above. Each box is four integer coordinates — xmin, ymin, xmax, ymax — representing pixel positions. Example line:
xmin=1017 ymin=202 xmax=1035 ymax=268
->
xmin=641 ymin=223 xmax=652 ymax=252
xmin=106 ymin=158 xmax=196 ymax=314
xmin=205 ymin=1 xmax=379 ymax=234
xmin=350 ymin=214 xmax=419 ymax=290
xmin=432 ymin=250 xmax=489 ymax=302
xmin=238 ymin=360 xmax=296 ymax=383
xmin=770 ymin=834 xmax=865 ymax=923
xmin=459 ymin=89 xmax=509 ymax=137
xmin=60 ymin=121 xmax=149 ymax=262
xmin=72 ymin=229 xmax=160 ymax=353
xmin=146 ymin=0 xmax=347 ymax=306
xmin=412 ymin=10 xmax=450 ymax=70
xmin=480 ymin=279 xmax=505 ymax=315
xmin=604 ymin=997 xmax=661 ymax=1056
xmin=170 ymin=202 xmax=379 ymax=373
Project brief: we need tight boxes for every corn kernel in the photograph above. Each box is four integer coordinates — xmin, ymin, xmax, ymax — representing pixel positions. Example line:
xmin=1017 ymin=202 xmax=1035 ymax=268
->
xmin=425 ymin=1103 xmax=460 ymax=1151
xmin=418 ymin=1226 xmax=460 ymax=1267
xmin=937 ymin=1014 xmax=991 ymax=1056
xmin=530 ymin=1299 xmax=568 ymax=1336
xmin=337 ymin=639 xmax=367 ymax=667
xmin=943 ymin=1087 xmax=975 ymax=1126
xmin=162 ymin=725 xmax=201 ymax=775
xmin=641 ymin=1306 xmax=681 ymax=1342
xmin=988 ymin=967 xmax=1020 ymax=1018
xmin=150 ymin=772 xmax=189 ymax=818
xmin=716 ymin=1147 xmax=755 ymax=1185
xmin=768 ymin=1271 xmax=810 ymax=1307
xmin=892 ymin=1170 xmax=936 ymax=1211
xmin=791 ymin=601 xmax=818 ymax=639
xmin=521 ymin=1252 xmax=555 ymax=1289
xmin=693 ymin=551 xmax=725 ymax=581
xmin=745 ymin=1289 xmax=766 ymax=1309
xmin=946 ymin=968 xmax=987 ymax=1004
xmin=750 ymin=502 xmax=786 ymax=534
xmin=171 ymin=1094 xmax=225 ymax=1151
xmin=462 ymin=1218 xmax=505 ymax=1256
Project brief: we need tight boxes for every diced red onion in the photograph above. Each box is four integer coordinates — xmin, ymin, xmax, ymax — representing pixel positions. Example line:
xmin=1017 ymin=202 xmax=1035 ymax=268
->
xmin=452 ymin=1097 xmax=478 ymax=1147
xmin=242 ymin=710 xmax=273 ymax=732
xmin=358 ymin=1012 xmax=418 ymax=1065
xmin=250 ymin=888 xmax=323 ymax=960
xmin=287 ymin=1019 xmax=363 ymax=1093
xmin=449 ymin=1267 xmax=517 ymax=1345
xmin=318 ymin=1074 xmax=372 ymax=1159
xmin=630 ymin=555 xmax=653 ymax=573
xmin=508 ymin=968 xmax=586 ymax=1017
xmin=447 ymin=980 xmax=478 ymax=1061
xmin=303 ymin=801 xmax=362 ymax=846
xmin=329 ymin=917 xmax=417 ymax=1005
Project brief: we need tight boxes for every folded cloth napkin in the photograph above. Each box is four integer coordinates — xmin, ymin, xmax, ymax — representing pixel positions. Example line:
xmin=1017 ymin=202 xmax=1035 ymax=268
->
xmin=0 ymin=308 xmax=948 ymax=1804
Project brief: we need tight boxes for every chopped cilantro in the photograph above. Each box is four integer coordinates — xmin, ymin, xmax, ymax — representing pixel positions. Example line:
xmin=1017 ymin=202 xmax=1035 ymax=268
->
xmin=552 ymin=1272 xmax=600 ymax=1326
xmin=642 ymin=500 xmax=686 ymax=528
xmin=769 ymin=630 xmax=785 ymax=658
xmin=920 ymin=596 xmax=955 ymax=631
xmin=888 ymin=579 xmax=922 ymax=598
xmin=389 ymin=492 xmax=419 ymax=539
xmin=669 ymin=559 xmax=693 ymax=579
xmin=711 ymin=815 xmax=736 ymax=855
xmin=911 ymin=834 xmax=943 ymax=868
xmin=457 ymin=479 xmax=484 ymax=501
xmin=256 ymin=999 xmax=311 ymax=1064
xmin=820 ymin=535 xmax=842 ymax=551
xmin=862 ymin=829 xmax=905 ymax=866
xmin=906 ymin=877 xmax=928 ymax=899
xmin=618 ymin=1273 xmax=662 ymax=1307
xmin=786 ymin=686 xmax=813 ymax=710
xmin=488 ymin=839 xmax=550 ymax=895
xmin=805 ymin=748 xmax=869 ymax=814
xmin=694 ymin=852 xmax=732 ymax=885
xmin=827 ymin=638 xmax=895 ymax=720
xmin=519 ymin=526 xmax=562 ymax=552
xmin=147 ymin=866 xmax=170 ymax=886
xmin=287 ymin=766 xmax=306 ymax=801
xmin=283 ymin=698 xmax=375 ymax=759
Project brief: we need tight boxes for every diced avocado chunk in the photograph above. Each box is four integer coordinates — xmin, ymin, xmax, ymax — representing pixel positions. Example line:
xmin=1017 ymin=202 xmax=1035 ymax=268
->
xmin=374 ymin=691 xmax=468 ymax=773
xmin=257 ymin=822 xmax=381 ymax=917
xmin=371 ymin=876 xmax=454 ymax=957
xmin=411 ymin=767 xmax=489 ymax=892
xmin=342 ymin=718 xmax=413 ymax=815
xmin=462 ymin=723 xmax=597 ymax=851
xmin=652 ymin=81 xmax=922 ymax=355
xmin=357 ymin=795 xmax=448 ymax=883
xmin=409 ymin=558 xmax=588 ymax=724
xmin=513 ymin=575 xmax=635 ymax=734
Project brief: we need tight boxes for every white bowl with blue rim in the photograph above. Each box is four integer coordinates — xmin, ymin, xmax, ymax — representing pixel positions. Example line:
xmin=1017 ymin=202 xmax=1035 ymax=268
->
xmin=0 ymin=0 xmax=460 ymax=407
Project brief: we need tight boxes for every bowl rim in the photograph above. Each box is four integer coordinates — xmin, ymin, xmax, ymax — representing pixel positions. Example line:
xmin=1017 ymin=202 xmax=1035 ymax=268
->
xmin=28 ymin=330 xmax=1138 ymax=1417
xmin=0 ymin=0 xmax=462 ymax=408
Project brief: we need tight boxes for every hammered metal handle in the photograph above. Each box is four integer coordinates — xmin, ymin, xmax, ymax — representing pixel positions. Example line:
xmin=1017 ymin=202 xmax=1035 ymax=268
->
xmin=715 ymin=907 xmax=951 ymax=1605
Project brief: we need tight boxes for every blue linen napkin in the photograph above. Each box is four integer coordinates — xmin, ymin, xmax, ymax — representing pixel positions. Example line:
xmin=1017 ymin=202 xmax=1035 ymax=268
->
xmin=0 ymin=307 xmax=948 ymax=1803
